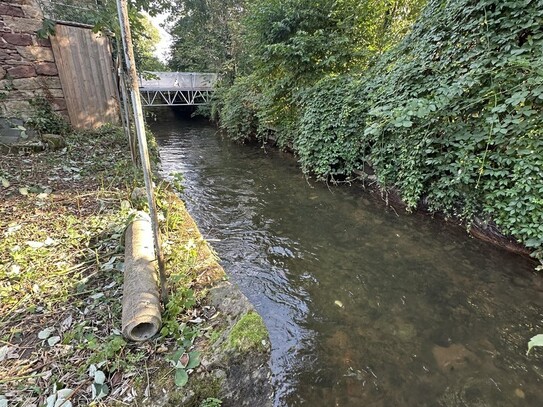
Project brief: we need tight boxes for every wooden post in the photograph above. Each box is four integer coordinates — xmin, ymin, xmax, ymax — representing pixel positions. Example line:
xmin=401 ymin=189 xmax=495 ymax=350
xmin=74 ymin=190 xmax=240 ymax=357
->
xmin=116 ymin=0 xmax=168 ymax=304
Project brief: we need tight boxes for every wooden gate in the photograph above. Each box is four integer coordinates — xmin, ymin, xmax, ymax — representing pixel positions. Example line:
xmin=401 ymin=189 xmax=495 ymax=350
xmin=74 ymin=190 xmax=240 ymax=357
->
xmin=50 ymin=24 xmax=119 ymax=129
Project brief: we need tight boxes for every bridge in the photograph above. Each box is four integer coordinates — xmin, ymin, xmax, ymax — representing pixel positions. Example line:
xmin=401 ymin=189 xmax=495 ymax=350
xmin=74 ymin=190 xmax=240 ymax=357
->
xmin=138 ymin=72 xmax=217 ymax=107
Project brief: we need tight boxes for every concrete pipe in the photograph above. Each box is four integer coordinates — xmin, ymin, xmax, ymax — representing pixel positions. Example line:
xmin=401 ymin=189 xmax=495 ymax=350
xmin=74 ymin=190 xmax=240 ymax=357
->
xmin=122 ymin=211 xmax=162 ymax=341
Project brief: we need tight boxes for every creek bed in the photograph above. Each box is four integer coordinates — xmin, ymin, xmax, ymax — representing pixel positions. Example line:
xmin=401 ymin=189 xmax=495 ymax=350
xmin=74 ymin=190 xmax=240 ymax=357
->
xmin=153 ymin=115 xmax=543 ymax=406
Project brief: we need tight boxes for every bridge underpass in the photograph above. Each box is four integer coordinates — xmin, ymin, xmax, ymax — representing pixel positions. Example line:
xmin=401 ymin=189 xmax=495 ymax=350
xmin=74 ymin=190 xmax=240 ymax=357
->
xmin=138 ymin=72 xmax=217 ymax=107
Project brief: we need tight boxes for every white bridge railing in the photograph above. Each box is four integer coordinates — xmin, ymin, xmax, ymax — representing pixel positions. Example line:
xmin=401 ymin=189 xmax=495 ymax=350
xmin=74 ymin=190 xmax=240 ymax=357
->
xmin=139 ymin=72 xmax=217 ymax=107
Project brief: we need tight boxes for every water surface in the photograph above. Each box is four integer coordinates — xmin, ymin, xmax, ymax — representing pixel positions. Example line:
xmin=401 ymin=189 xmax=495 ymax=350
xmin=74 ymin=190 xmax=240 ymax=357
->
xmin=153 ymin=115 xmax=543 ymax=406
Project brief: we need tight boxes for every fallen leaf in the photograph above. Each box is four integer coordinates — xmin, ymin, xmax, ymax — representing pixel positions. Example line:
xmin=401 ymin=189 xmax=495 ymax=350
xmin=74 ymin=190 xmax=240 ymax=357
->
xmin=189 ymin=317 xmax=204 ymax=324
xmin=47 ymin=336 xmax=61 ymax=346
xmin=60 ymin=315 xmax=73 ymax=332
xmin=44 ymin=237 xmax=56 ymax=246
xmin=111 ymin=371 xmax=123 ymax=387
xmin=527 ymin=334 xmax=543 ymax=355
xmin=38 ymin=327 xmax=55 ymax=340
xmin=88 ymin=364 xmax=97 ymax=377
xmin=0 ymin=346 xmax=19 ymax=362
xmin=56 ymin=389 xmax=73 ymax=399
xmin=334 ymin=300 xmax=344 ymax=308
xmin=19 ymin=187 xmax=28 ymax=196
xmin=0 ymin=346 xmax=9 ymax=362
xmin=5 ymin=224 xmax=21 ymax=236
xmin=103 ymin=281 xmax=116 ymax=290
xmin=93 ymin=383 xmax=109 ymax=400
xmin=27 ymin=241 xmax=44 ymax=249
xmin=94 ymin=370 xmax=106 ymax=385
xmin=179 ymin=353 xmax=190 ymax=368
xmin=1 ymin=177 xmax=9 ymax=188
xmin=55 ymin=399 xmax=72 ymax=407
xmin=46 ymin=393 xmax=56 ymax=407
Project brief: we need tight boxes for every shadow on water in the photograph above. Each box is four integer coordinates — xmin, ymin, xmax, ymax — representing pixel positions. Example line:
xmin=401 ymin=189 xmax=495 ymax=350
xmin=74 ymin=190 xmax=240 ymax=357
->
xmin=151 ymin=111 xmax=543 ymax=407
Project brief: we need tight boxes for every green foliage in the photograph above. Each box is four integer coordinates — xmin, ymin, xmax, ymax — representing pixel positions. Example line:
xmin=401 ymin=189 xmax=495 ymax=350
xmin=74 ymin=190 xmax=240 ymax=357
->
xmin=200 ymin=398 xmax=223 ymax=407
xmin=41 ymin=0 xmax=164 ymax=71
xmin=37 ymin=18 xmax=56 ymax=39
xmin=166 ymin=348 xmax=201 ymax=387
xmin=169 ymin=172 xmax=186 ymax=193
xmin=358 ymin=0 xmax=543 ymax=253
xmin=160 ymin=287 xmax=197 ymax=341
xmin=217 ymin=0 xmax=426 ymax=143
xmin=296 ymin=76 xmax=368 ymax=179
xmin=168 ymin=0 xmax=246 ymax=75
xmin=216 ymin=0 xmax=543 ymax=256
xmin=213 ymin=76 xmax=261 ymax=142
xmin=26 ymin=98 xmax=70 ymax=135
xmin=133 ymin=15 xmax=167 ymax=71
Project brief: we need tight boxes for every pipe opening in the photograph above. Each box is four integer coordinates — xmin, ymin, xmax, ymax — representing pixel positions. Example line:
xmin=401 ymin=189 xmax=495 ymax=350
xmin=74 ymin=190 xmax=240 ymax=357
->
xmin=130 ymin=322 xmax=157 ymax=341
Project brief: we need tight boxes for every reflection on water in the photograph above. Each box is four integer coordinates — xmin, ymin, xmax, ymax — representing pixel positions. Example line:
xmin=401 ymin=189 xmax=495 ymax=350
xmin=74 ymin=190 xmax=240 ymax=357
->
xmin=152 ymin=115 xmax=543 ymax=406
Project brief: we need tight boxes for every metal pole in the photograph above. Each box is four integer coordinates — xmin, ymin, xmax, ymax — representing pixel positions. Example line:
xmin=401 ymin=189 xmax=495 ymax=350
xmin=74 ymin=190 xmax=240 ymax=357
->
xmin=116 ymin=0 xmax=168 ymax=304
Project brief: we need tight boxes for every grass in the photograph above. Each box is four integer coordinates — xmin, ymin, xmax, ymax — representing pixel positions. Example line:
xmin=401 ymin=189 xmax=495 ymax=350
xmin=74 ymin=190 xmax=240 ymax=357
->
xmin=0 ymin=125 xmax=225 ymax=406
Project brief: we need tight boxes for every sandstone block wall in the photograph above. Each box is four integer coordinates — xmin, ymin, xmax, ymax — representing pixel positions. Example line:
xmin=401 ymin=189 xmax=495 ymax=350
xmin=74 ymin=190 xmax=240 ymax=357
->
xmin=0 ymin=0 xmax=67 ymax=119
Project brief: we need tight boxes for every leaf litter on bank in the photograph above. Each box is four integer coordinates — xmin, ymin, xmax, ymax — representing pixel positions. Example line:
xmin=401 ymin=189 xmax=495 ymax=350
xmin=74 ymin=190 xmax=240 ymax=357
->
xmin=0 ymin=127 xmax=142 ymax=405
xmin=0 ymin=126 xmax=227 ymax=406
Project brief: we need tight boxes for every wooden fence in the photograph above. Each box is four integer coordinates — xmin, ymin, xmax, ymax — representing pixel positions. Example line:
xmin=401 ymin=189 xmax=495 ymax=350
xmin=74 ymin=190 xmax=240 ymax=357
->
xmin=50 ymin=24 xmax=119 ymax=129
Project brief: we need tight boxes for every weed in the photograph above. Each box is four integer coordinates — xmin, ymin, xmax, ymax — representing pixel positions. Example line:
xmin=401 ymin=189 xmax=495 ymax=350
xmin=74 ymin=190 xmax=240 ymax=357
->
xmin=201 ymin=397 xmax=223 ymax=407
xmin=26 ymin=98 xmax=70 ymax=135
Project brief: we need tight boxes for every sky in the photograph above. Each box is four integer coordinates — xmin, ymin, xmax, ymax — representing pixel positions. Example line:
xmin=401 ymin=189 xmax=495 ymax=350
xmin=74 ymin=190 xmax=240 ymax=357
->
xmin=147 ymin=12 xmax=173 ymax=63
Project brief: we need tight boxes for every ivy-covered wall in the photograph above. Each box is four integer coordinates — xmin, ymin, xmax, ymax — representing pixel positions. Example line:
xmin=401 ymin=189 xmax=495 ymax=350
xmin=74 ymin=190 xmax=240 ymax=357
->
xmin=0 ymin=0 xmax=67 ymax=118
xmin=218 ymin=0 xmax=543 ymax=261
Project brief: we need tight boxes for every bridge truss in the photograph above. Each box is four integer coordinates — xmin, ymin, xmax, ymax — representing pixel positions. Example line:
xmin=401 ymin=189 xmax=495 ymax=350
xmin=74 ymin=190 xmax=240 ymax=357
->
xmin=139 ymin=72 xmax=217 ymax=107
xmin=139 ymin=89 xmax=213 ymax=106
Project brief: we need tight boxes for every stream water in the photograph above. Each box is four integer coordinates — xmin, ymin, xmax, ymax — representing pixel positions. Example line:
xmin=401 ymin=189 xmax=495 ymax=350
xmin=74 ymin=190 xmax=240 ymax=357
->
xmin=152 ymin=114 xmax=543 ymax=406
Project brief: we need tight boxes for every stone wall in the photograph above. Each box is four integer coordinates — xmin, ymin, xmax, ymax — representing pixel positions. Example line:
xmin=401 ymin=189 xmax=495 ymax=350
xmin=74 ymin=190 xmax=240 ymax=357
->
xmin=0 ymin=0 xmax=67 ymax=119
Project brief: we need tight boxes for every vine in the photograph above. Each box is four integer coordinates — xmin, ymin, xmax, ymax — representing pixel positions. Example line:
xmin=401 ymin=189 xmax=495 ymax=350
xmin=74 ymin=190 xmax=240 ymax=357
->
xmin=217 ymin=0 xmax=543 ymax=259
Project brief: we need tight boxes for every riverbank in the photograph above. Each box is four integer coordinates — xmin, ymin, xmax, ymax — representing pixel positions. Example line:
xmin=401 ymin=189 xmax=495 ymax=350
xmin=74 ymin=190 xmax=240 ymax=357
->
xmin=239 ymin=131 xmax=538 ymax=266
xmin=0 ymin=126 xmax=272 ymax=406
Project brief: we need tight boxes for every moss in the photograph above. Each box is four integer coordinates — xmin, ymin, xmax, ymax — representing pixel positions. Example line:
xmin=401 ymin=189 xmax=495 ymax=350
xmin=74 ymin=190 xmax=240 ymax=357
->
xmin=227 ymin=311 xmax=268 ymax=353
xmin=166 ymin=375 xmax=222 ymax=407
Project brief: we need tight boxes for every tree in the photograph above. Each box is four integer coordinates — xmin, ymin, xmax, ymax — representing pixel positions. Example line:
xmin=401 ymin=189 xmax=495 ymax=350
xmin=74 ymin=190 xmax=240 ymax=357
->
xmin=133 ymin=15 xmax=167 ymax=71
xmin=216 ymin=0 xmax=427 ymax=142
xmin=40 ymin=0 xmax=167 ymax=71
xmin=167 ymin=0 xmax=246 ymax=75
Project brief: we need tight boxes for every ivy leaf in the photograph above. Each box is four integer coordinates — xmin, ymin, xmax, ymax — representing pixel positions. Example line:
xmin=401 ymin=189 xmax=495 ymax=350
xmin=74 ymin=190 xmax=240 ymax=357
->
xmin=525 ymin=238 xmax=543 ymax=248
xmin=527 ymin=334 xmax=543 ymax=355
xmin=174 ymin=368 xmax=189 ymax=387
